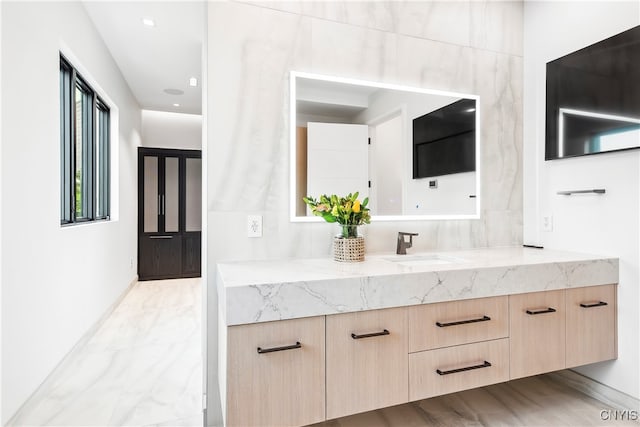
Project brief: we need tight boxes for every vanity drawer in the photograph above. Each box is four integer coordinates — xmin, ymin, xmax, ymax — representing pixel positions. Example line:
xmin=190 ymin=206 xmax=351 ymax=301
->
xmin=408 ymin=296 xmax=508 ymax=352
xmin=566 ymin=284 xmax=617 ymax=368
xmin=409 ymin=338 xmax=509 ymax=401
xmin=326 ymin=307 xmax=408 ymax=420
xmin=510 ymin=290 xmax=566 ymax=379
xmin=226 ymin=316 xmax=325 ymax=427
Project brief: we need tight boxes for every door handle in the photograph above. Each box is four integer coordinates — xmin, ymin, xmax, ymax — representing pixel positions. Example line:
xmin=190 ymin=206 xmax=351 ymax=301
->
xmin=351 ymin=329 xmax=390 ymax=339
xmin=526 ymin=307 xmax=556 ymax=315
xmin=150 ymin=235 xmax=173 ymax=239
xmin=257 ymin=342 xmax=301 ymax=354
xmin=437 ymin=361 xmax=492 ymax=376
xmin=580 ymin=301 xmax=608 ymax=308
xmin=436 ymin=315 xmax=491 ymax=328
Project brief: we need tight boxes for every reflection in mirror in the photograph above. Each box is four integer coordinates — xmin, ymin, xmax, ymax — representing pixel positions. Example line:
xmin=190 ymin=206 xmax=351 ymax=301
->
xmin=290 ymin=72 xmax=480 ymax=221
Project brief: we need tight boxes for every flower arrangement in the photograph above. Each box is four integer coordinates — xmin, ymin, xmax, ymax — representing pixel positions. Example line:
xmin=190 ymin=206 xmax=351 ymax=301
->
xmin=303 ymin=192 xmax=371 ymax=238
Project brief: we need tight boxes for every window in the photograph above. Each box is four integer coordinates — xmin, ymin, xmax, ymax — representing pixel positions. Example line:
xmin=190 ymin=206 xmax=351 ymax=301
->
xmin=60 ymin=54 xmax=110 ymax=224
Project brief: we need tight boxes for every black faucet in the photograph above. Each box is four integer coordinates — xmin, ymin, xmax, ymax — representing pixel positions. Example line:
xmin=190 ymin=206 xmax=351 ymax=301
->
xmin=397 ymin=232 xmax=419 ymax=255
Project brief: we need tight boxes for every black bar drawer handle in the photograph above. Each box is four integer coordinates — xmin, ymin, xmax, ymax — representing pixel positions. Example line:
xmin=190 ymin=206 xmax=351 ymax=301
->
xmin=437 ymin=360 xmax=492 ymax=376
xmin=257 ymin=341 xmax=301 ymax=354
xmin=436 ymin=315 xmax=491 ymax=328
xmin=580 ymin=301 xmax=608 ymax=308
xmin=526 ymin=307 xmax=556 ymax=315
xmin=351 ymin=329 xmax=390 ymax=339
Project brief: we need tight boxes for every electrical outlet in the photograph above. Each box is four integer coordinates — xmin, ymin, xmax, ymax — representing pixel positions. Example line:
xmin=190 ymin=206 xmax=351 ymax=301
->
xmin=247 ymin=215 xmax=263 ymax=238
xmin=542 ymin=215 xmax=553 ymax=232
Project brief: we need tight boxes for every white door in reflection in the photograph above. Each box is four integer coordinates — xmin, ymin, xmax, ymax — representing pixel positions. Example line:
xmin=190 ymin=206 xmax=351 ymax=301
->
xmin=306 ymin=122 xmax=369 ymax=206
xmin=370 ymin=115 xmax=403 ymax=215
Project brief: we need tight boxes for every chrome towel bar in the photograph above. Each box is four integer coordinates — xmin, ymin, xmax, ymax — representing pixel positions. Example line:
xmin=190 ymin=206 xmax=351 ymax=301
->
xmin=557 ymin=189 xmax=606 ymax=195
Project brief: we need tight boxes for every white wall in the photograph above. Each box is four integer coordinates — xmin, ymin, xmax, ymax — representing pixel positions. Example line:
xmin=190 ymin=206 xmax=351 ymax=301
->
xmin=0 ymin=1 xmax=4 ymax=422
xmin=523 ymin=1 xmax=640 ymax=399
xmin=141 ymin=109 xmax=202 ymax=150
xmin=0 ymin=2 xmax=141 ymax=422
xmin=207 ymin=1 xmax=523 ymax=421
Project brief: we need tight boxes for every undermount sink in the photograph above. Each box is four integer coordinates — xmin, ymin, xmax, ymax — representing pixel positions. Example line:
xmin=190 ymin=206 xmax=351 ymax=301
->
xmin=383 ymin=254 xmax=466 ymax=267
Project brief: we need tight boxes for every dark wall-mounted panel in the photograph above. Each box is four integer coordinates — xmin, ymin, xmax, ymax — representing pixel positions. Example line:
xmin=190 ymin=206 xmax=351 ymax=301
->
xmin=413 ymin=98 xmax=476 ymax=178
xmin=546 ymin=25 xmax=640 ymax=160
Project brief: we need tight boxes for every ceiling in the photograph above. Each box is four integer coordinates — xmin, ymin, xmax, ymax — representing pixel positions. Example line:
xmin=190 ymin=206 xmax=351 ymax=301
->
xmin=83 ymin=1 xmax=205 ymax=115
xmin=296 ymin=76 xmax=381 ymax=120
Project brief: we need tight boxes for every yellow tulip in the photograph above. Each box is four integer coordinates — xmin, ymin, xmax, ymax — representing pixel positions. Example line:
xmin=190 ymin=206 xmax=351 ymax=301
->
xmin=353 ymin=200 xmax=361 ymax=213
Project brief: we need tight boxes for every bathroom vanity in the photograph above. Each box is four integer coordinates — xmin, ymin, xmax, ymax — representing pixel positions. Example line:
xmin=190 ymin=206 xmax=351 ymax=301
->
xmin=216 ymin=247 xmax=618 ymax=427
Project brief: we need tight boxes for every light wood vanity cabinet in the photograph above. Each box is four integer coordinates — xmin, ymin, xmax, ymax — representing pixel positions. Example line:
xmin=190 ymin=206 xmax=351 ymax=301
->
xmin=408 ymin=296 xmax=509 ymax=352
xmin=510 ymin=289 xmax=566 ymax=379
xmin=566 ymin=284 xmax=617 ymax=368
xmin=408 ymin=296 xmax=510 ymax=400
xmin=223 ymin=287 xmax=617 ymax=426
xmin=226 ymin=316 xmax=325 ymax=427
xmin=326 ymin=307 xmax=408 ymax=420
xmin=410 ymin=339 xmax=510 ymax=400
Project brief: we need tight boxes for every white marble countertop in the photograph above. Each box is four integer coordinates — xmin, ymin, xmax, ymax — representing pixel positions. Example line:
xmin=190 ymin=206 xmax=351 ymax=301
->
xmin=216 ymin=247 xmax=618 ymax=326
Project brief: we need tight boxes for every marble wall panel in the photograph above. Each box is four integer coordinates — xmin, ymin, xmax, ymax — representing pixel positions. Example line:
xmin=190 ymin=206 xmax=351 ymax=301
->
xmin=470 ymin=0 xmax=524 ymax=56
xmin=310 ymin=18 xmax=398 ymax=83
xmin=207 ymin=0 xmax=523 ymax=419
xmin=393 ymin=1 xmax=472 ymax=47
xmin=235 ymin=0 xmax=524 ymax=57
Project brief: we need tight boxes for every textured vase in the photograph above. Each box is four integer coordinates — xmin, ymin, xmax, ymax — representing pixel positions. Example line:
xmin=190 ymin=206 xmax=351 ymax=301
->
xmin=334 ymin=225 xmax=364 ymax=262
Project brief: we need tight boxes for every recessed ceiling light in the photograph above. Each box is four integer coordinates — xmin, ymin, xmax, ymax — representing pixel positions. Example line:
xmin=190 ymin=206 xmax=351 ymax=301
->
xmin=163 ymin=88 xmax=184 ymax=95
xmin=173 ymin=103 xmax=180 ymax=107
xmin=189 ymin=77 xmax=198 ymax=87
xmin=142 ymin=18 xmax=155 ymax=27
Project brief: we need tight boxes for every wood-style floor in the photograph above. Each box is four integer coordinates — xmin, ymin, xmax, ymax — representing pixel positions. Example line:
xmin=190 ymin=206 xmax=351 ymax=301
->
xmin=309 ymin=374 xmax=638 ymax=427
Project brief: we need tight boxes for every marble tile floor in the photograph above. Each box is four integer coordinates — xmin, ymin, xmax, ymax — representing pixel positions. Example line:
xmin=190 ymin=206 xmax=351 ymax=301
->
xmin=309 ymin=374 xmax=639 ymax=427
xmin=9 ymin=278 xmax=203 ymax=427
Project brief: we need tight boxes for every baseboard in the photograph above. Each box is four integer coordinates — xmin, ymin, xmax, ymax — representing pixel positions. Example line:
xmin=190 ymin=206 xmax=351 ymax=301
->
xmin=5 ymin=276 xmax=139 ymax=426
xmin=547 ymin=369 xmax=640 ymax=412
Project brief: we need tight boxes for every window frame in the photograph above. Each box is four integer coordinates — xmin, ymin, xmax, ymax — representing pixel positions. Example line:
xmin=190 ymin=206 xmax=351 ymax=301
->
xmin=60 ymin=54 xmax=111 ymax=226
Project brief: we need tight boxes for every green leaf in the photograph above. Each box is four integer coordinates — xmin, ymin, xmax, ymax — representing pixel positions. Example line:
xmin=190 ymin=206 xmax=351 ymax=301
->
xmin=321 ymin=212 xmax=337 ymax=223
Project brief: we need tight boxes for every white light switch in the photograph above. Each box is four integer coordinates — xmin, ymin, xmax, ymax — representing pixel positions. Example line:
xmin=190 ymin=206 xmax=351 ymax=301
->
xmin=247 ymin=215 xmax=263 ymax=238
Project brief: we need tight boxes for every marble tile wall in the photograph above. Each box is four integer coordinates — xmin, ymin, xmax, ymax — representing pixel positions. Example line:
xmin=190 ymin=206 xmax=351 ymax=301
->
xmin=207 ymin=0 xmax=523 ymax=261
xmin=207 ymin=0 xmax=523 ymax=421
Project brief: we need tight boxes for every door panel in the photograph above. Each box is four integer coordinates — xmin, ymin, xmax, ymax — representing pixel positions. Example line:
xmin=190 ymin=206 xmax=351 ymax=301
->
xmin=138 ymin=148 xmax=201 ymax=281
xmin=143 ymin=156 xmax=159 ymax=233
xmin=185 ymin=158 xmax=202 ymax=232
xmin=139 ymin=235 xmax=182 ymax=279
xmin=307 ymin=122 xmax=369 ymax=201
xmin=164 ymin=156 xmax=180 ymax=233
xmin=566 ymin=285 xmax=616 ymax=367
xmin=510 ymin=290 xmax=566 ymax=379
xmin=326 ymin=307 xmax=408 ymax=419
xmin=182 ymin=232 xmax=201 ymax=277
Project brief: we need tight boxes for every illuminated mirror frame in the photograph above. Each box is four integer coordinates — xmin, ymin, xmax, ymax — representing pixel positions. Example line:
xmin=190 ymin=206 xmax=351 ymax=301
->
xmin=289 ymin=71 xmax=481 ymax=222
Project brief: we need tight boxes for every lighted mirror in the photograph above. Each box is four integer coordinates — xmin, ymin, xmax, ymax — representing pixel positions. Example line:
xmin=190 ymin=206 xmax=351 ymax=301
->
xmin=290 ymin=71 xmax=481 ymax=222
